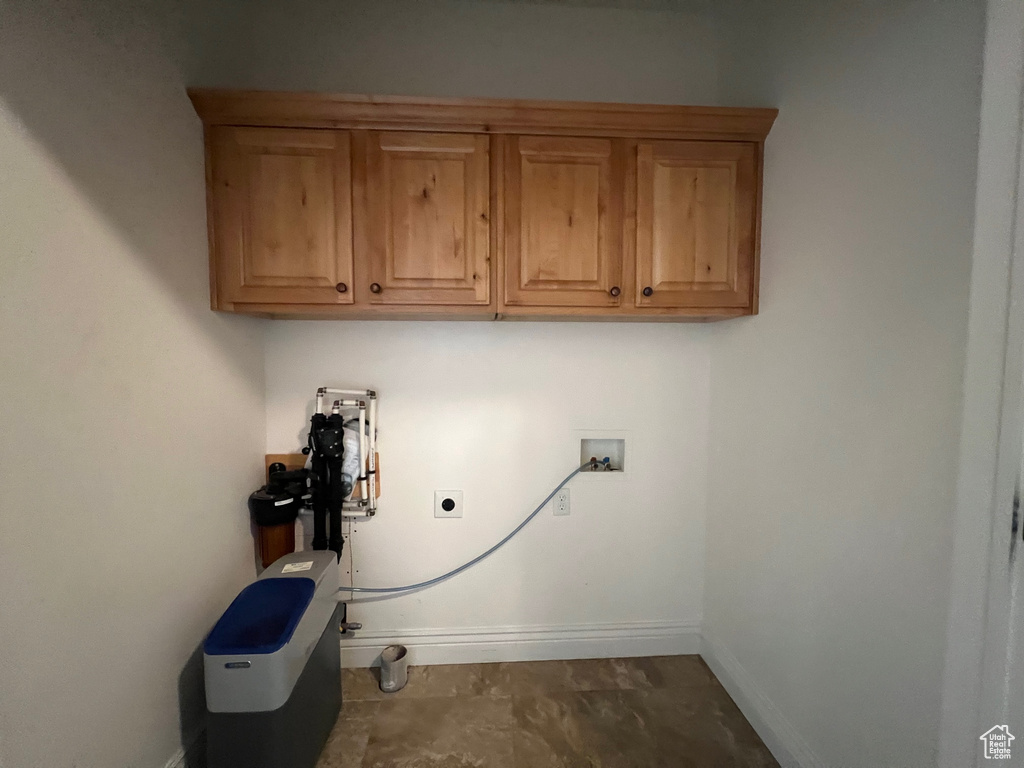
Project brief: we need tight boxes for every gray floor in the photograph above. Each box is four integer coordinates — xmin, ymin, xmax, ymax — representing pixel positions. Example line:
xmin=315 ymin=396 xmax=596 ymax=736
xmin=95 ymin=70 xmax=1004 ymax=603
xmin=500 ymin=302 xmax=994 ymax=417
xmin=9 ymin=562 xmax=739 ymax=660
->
xmin=318 ymin=656 xmax=778 ymax=767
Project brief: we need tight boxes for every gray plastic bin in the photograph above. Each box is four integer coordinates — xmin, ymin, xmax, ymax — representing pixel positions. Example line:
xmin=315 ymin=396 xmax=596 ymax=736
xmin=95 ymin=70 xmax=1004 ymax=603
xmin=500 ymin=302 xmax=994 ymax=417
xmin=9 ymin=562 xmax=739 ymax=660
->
xmin=204 ymin=552 xmax=342 ymax=768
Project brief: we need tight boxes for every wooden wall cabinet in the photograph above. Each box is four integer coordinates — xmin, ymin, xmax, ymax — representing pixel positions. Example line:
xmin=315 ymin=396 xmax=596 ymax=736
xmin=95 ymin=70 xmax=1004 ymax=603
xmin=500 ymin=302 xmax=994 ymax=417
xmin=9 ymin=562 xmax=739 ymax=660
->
xmin=360 ymin=131 xmax=491 ymax=306
xmin=503 ymin=136 xmax=623 ymax=309
xmin=192 ymin=91 xmax=776 ymax=320
xmin=209 ymin=126 xmax=353 ymax=308
xmin=635 ymin=140 xmax=756 ymax=310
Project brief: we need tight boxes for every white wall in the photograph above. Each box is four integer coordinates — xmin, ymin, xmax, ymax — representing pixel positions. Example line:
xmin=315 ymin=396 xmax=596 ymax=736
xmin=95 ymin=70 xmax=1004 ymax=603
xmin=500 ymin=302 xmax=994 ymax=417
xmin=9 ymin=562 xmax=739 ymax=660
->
xmin=0 ymin=1 xmax=977 ymax=765
xmin=704 ymin=2 xmax=984 ymax=767
xmin=266 ymin=322 xmax=710 ymax=661
xmin=0 ymin=0 xmax=989 ymax=764
xmin=205 ymin=0 xmax=727 ymax=662
xmin=187 ymin=0 xmax=721 ymax=104
xmin=0 ymin=2 xmax=266 ymax=767
xmin=208 ymin=10 xmax=988 ymax=766
xmin=941 ymin=3 xmax=1024 ymax=764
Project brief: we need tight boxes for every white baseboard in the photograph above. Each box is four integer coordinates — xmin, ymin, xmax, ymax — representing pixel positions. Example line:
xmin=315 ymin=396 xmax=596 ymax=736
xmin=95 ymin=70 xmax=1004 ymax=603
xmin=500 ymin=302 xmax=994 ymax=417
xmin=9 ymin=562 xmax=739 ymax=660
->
xmin=700 ymin=633 xmax=823 ymax=768
xmin=340 ymin=620 xmax=700 ymax=668
xmin=163 ymin=727 xmax=204 ymax=768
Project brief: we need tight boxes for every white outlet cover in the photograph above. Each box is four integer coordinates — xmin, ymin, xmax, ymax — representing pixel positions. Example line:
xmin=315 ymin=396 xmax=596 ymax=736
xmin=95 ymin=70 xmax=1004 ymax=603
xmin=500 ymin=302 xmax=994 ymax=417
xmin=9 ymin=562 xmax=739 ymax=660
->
xmin=434 ymin=490 xmax=463 ymax=518
xmin=554 ymin=488 xmax=570 ymax=516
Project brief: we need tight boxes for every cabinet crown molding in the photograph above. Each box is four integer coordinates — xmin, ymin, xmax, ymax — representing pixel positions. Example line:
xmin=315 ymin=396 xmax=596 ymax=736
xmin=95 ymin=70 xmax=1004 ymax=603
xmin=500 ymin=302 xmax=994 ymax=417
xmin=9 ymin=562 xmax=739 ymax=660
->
xmin=187 ymin=89 xmax=778 ymax=142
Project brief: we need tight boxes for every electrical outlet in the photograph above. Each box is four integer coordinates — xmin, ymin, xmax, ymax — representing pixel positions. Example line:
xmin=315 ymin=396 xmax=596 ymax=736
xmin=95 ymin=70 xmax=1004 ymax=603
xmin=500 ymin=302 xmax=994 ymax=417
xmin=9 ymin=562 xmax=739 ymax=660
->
xmin=554 ymin=488 xmax=570 ymax=516
xmin=434 ymin=490 xmax=463 ymax=518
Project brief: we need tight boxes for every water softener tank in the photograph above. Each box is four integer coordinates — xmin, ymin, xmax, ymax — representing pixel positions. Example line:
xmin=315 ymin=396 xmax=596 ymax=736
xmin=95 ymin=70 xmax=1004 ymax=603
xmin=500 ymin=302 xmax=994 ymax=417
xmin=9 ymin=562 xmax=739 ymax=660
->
xmin=204 ymin=551 xmax=341 ymax=768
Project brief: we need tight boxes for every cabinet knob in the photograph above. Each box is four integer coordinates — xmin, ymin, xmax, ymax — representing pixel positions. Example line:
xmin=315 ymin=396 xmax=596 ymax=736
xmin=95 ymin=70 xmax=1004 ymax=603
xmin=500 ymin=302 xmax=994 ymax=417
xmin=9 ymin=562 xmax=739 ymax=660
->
xmin=642 ymin=286 xmax=653 ymax=297
xmin=335 ymin=282 xmax=348 ymax=293
xmin=609 ymin=286 xmax=621 ymax=297
xmin=370 ymin=283 xmax=383 ymax=294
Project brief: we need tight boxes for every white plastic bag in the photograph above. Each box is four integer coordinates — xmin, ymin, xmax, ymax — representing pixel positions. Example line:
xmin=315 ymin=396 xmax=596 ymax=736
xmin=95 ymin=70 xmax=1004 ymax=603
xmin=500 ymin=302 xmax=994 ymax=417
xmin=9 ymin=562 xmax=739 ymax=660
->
xmin=341 ymin=419 xmax=363 ymax=499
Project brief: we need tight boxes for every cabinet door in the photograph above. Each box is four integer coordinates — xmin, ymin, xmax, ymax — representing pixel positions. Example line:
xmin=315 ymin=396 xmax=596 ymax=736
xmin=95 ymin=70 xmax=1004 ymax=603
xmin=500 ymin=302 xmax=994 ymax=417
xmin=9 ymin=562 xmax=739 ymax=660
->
xmin=210 ymin=127 xmax=353 ymax=306
xmin=504 ymin=136 xmax=623 ymax=308
xmin=363 ymin=132 xmax=490 ymax=305
xmin=635 ymin=141 xmax=756 ymax=309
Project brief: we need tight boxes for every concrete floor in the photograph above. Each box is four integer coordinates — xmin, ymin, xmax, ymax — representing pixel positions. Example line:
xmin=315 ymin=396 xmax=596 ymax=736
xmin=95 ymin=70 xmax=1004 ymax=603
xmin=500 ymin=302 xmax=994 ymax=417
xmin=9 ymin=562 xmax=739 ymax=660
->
xmin=317 ymin=655 xmax=778 ymax=767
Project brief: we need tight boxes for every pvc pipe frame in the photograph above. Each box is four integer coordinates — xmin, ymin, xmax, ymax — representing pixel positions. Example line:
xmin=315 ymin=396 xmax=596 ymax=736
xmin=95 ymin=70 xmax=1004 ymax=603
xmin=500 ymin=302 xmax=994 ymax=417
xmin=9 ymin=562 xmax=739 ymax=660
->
xmin=316 ymin=387 xmax=378 ymax=518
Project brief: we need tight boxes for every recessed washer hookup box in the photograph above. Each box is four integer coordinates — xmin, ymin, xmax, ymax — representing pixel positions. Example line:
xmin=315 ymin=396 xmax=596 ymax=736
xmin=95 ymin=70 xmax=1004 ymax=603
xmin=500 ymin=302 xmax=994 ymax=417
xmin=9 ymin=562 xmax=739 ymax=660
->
xmin=204 ymin=551 xmax=341 ymax=768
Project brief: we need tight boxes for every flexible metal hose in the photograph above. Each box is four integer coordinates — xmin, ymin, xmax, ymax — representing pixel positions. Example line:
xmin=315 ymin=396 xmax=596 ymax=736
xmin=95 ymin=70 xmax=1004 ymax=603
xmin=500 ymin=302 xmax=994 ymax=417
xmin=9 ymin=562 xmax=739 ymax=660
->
xmin=337 ymin=465 xmax=585 ymax=594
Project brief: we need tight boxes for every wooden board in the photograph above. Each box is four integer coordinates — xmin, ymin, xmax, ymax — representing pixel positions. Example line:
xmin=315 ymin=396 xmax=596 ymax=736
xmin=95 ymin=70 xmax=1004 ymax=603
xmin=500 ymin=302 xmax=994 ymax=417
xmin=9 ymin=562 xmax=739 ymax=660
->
xmin=189 ymin=90 xmax=778 ymax=142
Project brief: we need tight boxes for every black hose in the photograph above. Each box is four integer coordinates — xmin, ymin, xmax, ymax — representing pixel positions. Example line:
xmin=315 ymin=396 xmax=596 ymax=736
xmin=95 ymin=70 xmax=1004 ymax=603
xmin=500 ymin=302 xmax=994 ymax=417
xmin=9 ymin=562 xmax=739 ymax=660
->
xmin=309 ymin=414 xmax=329 ymax=551
xmin=327 ymin=457 xmax=345 ymax=561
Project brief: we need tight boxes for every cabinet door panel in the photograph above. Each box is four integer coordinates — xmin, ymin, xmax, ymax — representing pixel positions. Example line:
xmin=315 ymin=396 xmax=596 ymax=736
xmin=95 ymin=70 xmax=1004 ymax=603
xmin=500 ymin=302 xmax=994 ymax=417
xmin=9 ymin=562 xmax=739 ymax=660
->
xmin=636 ymin=141 xmax=755 ymax=308
xmin=365 ymin=132 xmax=489 ymax=305
xmin=504 ymin=136 xmax=623 ymax=307
xmin=211 ymin=127 xmax=353 ymax=305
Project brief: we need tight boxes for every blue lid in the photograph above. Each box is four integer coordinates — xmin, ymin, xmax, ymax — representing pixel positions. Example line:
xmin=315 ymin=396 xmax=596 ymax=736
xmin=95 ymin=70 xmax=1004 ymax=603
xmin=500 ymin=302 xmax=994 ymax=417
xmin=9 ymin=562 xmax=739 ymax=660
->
xmin=204 ymin=577 xmax=315 ymax=656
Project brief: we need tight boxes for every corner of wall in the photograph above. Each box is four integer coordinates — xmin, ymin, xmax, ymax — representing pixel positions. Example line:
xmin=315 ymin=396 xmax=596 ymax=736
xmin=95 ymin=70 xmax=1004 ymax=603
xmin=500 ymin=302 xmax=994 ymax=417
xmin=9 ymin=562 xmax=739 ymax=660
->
xmin=700 ymin=632 xmax=822 ymax=768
